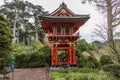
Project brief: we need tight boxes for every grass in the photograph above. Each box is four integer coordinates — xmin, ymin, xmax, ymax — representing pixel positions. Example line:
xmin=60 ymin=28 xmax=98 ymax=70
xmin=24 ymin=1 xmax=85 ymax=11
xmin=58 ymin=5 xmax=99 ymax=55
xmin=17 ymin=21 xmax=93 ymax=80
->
xmin=51 ymin=67 xmax=117 ymax=80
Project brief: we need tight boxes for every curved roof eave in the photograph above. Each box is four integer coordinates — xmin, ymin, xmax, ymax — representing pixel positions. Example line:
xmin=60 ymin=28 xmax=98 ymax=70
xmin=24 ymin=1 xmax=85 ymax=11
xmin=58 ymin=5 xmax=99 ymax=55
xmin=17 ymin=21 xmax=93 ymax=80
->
xmin=39 ymin=16 xmax=90 ymax=20
xmin=49 ymin=2 xmax=77 ymax=16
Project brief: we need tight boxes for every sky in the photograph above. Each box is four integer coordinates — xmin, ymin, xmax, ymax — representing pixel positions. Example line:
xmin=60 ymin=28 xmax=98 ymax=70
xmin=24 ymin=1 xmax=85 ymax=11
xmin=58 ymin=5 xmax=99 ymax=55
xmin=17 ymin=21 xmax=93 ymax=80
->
xmin=0 ymin=0 xmax=104 ymax=42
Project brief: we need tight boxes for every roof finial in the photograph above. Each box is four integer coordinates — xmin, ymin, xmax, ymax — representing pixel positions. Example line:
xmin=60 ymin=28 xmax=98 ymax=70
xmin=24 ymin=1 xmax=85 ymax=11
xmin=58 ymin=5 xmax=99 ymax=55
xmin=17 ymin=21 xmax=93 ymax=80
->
xmin=60 ymin=0 xmax=67 ymax=7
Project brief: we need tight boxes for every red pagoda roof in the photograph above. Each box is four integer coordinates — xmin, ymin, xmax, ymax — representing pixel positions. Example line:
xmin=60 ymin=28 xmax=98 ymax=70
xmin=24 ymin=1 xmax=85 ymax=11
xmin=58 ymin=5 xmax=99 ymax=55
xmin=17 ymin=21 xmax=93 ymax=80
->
xmin=40 ymin=2 xmax=89 ymax=18
xmin=39 ymin=2 xmax=90 ymax=33
xmin=50 ymin=2 xmax=76 ymax=16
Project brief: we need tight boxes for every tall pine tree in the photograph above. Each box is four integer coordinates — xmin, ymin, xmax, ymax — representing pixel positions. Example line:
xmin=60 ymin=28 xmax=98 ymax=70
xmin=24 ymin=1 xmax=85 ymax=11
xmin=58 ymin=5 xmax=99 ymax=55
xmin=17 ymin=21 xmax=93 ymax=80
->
xmin=0 ymin=14 xmax=12 ymax=75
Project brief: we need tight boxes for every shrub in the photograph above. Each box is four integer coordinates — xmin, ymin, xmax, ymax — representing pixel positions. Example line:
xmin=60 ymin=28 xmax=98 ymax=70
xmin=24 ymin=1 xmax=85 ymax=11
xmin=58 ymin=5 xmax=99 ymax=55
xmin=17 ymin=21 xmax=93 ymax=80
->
xmin=76 ymin=52 xmax=86 ymax=67
xmin=77 ymin=52 xmax=100 ymax=69
xmin=12 ymin=44 xmax=51 ymax=68
xmin=100 ymin=55 xmax=113 ymax=66
xmin=15 ymin=47 xmax=51 ymax=68
xmin=102 ymin=64 xmax=120 ymax=78
xmin=15 ymin=51 xmax=51 ymax=68
xmin=85 ymin=56 xmax=100 ymax=69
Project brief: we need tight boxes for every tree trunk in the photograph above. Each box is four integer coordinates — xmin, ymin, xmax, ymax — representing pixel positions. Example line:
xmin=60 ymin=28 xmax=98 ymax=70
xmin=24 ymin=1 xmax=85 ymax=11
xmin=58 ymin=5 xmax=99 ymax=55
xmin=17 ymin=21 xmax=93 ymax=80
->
xmin=107 ymin=0 xmax=120 ymax=63
xmin=34 ymin=16 xmax=39 ymax=42
xmin=13 ymin=7 xmax=18 ymax=43
xmin=35 ymin=26 xmax=39 ymax=42
xmin=107 ymin=0 xmax=113 ymax=44
xmin=23 ymin=37 xmax=25 ymax=45
xmin=27 ymin=35 xmax=30 ymax=46
xmin=13 ymin=16 xmax=17 ymax=42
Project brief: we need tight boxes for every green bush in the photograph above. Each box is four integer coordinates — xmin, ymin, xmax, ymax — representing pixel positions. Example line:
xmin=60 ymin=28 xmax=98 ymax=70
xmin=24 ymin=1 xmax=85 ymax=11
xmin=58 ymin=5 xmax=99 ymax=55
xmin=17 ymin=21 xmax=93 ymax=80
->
xmin=14 ymin=45 xmax=51 ymax=68
xmin=77 ymin=52 xmax=86 ymax=67
xmin=15 ymin=50 xmax=51 ymax=68
xmin=77 ymin=51 xmax=100 ymax=69
xmin=100 ymin=55 xmax=113 ymax=66
xmin=85 ymin=56 xmax=100 ymax=69
xmin=102 ymin=64 xmax=120 ymax=78
xmin=76 ymin=39 xmax=95 ymax=52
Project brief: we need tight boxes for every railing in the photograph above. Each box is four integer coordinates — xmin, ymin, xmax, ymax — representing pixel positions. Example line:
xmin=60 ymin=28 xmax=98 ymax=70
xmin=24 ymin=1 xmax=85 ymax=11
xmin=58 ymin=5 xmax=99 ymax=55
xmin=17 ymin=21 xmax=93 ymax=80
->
xmin=47 ymin=32 xmax=79 ymax=37
xmin=47 ymin=32 xmax=80 ymax=41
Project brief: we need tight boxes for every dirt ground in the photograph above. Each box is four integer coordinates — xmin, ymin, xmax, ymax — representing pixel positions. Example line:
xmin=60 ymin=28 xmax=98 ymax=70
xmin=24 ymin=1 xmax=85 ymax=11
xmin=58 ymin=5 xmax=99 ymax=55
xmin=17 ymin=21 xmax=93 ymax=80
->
xmin=5 ymin=68 xmax=52 ymax=80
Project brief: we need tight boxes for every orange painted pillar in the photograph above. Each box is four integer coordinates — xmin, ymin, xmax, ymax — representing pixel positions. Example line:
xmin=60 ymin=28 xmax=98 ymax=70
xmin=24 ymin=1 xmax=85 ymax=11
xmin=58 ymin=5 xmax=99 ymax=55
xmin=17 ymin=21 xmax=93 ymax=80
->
xmin=69 ymin=44 xmax=72 ymax=64
xmin=67 ymin=49 xmax=69 ymax=64
xmin=52 ymin=44 xmax=58 ymax=65
xmin=52 ymin=46 xmax=55 ymax=65
xmin=71 ymin=45 xmax=73 ymax=64
xmin=55 ymin=45 xmax=58 ymax=64
xmin=73 ymin=46 xmax=76 ymax=64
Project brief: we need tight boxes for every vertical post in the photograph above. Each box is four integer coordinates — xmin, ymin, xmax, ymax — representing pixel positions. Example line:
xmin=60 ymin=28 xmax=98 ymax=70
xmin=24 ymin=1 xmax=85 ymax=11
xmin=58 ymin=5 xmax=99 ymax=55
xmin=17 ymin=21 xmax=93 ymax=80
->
xmin=69 ymin=43 xmax=72 ymax=64
xmin=71 ymin=45 xmax=73 ymax=64
xmin=73 ymin=45 xmax=76 ymax=64
xmin=55 ymin=44 xmax=58 ymax=65
xmin=52 ymin=44 xmax=54 ymax=65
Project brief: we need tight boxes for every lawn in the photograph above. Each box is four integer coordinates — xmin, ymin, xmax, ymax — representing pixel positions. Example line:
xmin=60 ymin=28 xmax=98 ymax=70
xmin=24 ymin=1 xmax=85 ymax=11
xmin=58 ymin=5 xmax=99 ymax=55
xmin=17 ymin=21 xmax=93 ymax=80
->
xmin=51 ymin=67 xmax=117 ymax=80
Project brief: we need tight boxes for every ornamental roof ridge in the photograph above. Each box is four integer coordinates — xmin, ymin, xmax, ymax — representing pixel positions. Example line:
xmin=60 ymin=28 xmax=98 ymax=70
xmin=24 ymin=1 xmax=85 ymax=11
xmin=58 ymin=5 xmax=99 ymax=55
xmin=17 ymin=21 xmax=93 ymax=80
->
xmin=60 ymin=2 xmax=67 ymax=7
xmin=50 ymin=2 xmax=76 ymax=16
xmin=39 ymin=2 xmax=90 ymax=19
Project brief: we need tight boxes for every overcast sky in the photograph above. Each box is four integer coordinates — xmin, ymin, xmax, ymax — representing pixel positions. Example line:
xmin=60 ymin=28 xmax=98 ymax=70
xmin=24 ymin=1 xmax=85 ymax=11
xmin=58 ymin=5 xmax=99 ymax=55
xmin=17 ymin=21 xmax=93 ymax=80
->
xmin=0 ymin=0 xmax=104 ymax=42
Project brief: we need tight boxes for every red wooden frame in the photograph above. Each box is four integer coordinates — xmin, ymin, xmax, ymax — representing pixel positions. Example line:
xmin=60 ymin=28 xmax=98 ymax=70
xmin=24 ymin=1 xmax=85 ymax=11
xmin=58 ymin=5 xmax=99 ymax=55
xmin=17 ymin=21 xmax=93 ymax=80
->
xmin=51 ymin=43 xmax=76 ymax=65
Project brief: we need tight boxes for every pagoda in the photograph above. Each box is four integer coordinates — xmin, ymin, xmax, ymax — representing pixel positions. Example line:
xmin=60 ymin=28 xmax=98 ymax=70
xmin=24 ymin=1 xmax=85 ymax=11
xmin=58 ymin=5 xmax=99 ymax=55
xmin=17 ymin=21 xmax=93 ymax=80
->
xmin=39 ymin=2 xmax=89 ymax=66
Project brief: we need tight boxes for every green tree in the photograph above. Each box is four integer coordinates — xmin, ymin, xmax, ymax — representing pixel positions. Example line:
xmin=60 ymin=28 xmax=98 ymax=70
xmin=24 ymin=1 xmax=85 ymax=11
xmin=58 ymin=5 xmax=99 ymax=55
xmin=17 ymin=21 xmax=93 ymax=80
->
xmin=25 ymin=2 xmax=48 ymax=42
xmin=0 ymin=0 xmax=47 ymax=44
xmin=92 ymin=40 xmax=102 ymax=49
xmin=0 ymin=14 xmax=12 ymax=75
xmin=76 ymin=39 xmax=95 ymax=52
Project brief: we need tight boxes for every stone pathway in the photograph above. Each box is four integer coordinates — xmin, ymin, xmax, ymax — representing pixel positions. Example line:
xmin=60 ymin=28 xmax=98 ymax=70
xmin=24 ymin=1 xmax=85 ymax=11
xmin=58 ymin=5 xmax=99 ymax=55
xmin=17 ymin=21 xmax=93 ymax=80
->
xmin=7 ymin=68 xmax=51 ymax=80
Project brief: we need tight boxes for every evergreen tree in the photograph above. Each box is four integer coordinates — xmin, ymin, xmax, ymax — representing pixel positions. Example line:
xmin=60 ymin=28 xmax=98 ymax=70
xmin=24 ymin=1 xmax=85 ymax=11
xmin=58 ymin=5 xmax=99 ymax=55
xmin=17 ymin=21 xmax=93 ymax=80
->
xmin=0 ymin=14 xmax=12 ymax=75
xmin=0 ymin=0 xmax=48 ymax=44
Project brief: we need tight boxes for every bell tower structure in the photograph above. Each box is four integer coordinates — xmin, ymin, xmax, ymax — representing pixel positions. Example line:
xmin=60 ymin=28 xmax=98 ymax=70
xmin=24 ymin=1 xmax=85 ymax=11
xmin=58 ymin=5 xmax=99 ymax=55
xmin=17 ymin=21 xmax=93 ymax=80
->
xmin=39 ymin=2 xmax=89 ymax=65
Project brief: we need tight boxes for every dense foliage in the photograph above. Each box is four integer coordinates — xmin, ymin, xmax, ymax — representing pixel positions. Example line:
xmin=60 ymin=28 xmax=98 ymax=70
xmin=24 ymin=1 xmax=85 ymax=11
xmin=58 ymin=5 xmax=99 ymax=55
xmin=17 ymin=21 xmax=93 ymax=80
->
xmin=76 ymin=39 xmax=100 ymax=68
xmin=0 ymin=14 xmax=12 ymax=75
xmin=11 ymin=43 xmax=51 ymax=68
xmin=0 ymin=0 xmax=48 ymax=44
xmin=85 ymin=56 xmax=100 ymax=68
xmin=102 ymin=64 xmax=120 ymax=78
xmin=77 ymin=53 xmax=100 ymax=68
xmin=76 ymin=39 xmax=95 ymax=52
xmin=100 ymin=55 xmax=113 ymax=66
